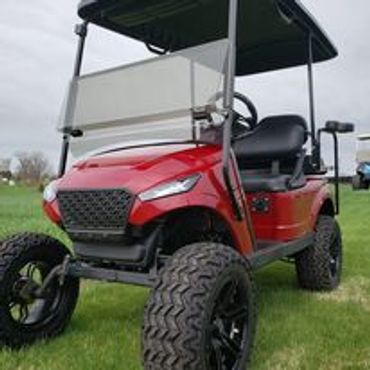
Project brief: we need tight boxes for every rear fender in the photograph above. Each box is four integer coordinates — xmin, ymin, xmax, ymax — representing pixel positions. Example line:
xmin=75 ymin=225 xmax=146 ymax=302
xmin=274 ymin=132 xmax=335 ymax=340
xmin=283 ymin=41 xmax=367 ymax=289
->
xmin=309 ymin=182 xmax=335 ymax=229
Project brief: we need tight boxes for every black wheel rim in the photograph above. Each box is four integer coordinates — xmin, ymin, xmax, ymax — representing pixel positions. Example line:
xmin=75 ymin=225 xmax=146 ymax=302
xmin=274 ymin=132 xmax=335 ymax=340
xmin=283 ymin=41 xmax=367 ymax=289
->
xmin=206 ymin=275 xmax=250 ymax=370
xmin=8 ymin=261 xmax=61 ymax=327
xmin=329 ymin=229 xmax=341 ymax=279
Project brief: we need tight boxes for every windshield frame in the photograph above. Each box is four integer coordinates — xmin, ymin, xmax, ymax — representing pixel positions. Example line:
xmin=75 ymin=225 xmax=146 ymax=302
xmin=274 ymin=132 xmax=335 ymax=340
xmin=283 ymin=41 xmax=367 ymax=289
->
xmin=59 ymin=0 xmax=238 ymax=175
xmin=60 ymin=38 xmax=229 ymax=144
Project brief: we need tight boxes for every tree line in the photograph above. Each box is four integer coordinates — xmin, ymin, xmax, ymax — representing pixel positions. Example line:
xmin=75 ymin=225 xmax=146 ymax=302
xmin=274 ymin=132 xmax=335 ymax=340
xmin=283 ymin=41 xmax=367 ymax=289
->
xmin=0 ymin=152 xmax=54 ymax=186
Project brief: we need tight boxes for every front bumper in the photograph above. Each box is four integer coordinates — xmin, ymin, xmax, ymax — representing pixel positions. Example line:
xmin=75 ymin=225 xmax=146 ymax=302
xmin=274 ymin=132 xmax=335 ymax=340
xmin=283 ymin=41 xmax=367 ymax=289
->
xmin=72 ymin=222 xmax=161 ymax=268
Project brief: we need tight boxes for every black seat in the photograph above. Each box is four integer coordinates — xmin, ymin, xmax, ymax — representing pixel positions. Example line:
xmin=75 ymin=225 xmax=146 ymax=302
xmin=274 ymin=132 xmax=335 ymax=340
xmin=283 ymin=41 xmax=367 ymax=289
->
xmin=233 ymin=115 xmax=308 ymax=192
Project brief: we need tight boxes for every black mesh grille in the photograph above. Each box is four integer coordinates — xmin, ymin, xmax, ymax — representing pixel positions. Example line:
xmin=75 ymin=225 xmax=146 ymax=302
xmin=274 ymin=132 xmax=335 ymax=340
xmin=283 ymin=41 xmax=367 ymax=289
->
xmin=57 ymin=189 xmax=134 ymax=234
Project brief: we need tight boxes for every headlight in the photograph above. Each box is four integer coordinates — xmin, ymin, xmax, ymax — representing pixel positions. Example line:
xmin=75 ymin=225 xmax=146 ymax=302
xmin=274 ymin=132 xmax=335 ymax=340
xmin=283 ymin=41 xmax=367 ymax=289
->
xmin=138 ymin=174 xmax=200 ymax=202
xmin=43 ymin=180 xmax=58 ymax=203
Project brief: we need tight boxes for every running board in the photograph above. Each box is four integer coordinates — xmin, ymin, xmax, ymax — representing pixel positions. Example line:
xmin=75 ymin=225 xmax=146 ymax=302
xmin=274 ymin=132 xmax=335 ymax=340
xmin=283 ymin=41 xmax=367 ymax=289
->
xmin=248 ymin=234 xmax=314 ymax=269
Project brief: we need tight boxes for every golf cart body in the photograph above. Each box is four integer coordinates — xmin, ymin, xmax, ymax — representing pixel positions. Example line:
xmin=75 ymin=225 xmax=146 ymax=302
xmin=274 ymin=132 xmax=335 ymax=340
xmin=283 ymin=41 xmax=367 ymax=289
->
xmin=42 ymin=0 xmax=353 ymax=275
xmin=1 ymin=0 xmax=355 ymax=365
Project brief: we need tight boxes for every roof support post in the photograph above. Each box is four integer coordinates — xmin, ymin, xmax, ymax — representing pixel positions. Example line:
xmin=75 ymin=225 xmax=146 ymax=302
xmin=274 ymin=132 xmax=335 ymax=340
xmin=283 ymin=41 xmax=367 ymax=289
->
xmin=222 ymin=0 xmax=243 ymax=220
xmin=307 ymin=34 xmax=318 ymax=167
xmin=58 ymin=21 xmax=89 ymax=177
xmin=223 ymin=0 xmax=238 ymax=165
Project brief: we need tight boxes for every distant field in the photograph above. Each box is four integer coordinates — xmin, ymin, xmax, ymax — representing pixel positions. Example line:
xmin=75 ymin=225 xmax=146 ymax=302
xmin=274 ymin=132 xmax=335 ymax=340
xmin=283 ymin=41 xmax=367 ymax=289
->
xmin=0 ymin=185 xmax=369 ymax=370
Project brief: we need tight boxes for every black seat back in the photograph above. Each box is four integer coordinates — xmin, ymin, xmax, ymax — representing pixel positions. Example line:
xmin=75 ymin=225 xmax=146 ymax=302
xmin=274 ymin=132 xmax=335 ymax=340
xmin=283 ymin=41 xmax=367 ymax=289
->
xmin=233 ymin=115 xmax=308 ymax=170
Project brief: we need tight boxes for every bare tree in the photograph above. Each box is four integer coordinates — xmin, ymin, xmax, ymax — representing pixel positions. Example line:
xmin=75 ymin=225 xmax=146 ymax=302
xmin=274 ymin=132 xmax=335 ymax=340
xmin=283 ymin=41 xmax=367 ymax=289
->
xmin=0 ymin=158 xmax=12 ymax=180
xmin=15 ymin=152 xmax=53 ymax=184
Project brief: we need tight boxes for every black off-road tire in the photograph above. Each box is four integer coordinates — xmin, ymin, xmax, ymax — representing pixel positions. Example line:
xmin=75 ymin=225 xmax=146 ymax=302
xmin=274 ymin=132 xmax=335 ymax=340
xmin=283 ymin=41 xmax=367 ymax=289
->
xmin=0 ymin=233 xmax=80 ymax=348
xmin=142 ymin=243 xmax=257 ymax=370
xmin=295 ymin=216 xmax=342 ymax=291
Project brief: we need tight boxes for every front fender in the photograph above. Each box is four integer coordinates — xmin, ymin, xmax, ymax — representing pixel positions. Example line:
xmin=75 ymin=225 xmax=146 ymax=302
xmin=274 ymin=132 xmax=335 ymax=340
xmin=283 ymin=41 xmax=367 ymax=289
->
xmin=129 ymin=170 xmax=253 ymax=255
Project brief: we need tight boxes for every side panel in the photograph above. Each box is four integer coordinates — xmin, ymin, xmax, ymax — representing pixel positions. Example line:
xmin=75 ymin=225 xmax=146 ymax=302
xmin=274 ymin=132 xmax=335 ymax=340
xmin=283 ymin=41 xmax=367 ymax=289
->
xmin=245 ymin=179 xmax=331 ymax=242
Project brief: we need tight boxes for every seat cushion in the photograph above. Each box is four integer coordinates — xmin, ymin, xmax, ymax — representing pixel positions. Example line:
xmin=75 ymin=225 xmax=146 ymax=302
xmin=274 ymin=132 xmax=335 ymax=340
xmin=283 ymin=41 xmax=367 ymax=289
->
xmin=240 ymin=171 xmax=306 ymax=193
xmin=233 ymin=115 xmax=308 ymax=168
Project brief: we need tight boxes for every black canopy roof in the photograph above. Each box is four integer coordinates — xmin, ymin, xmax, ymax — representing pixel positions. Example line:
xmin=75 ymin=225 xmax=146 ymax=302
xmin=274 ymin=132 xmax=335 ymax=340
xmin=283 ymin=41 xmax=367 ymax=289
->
xmin=78 ymin=0 xmax=338 ymax=76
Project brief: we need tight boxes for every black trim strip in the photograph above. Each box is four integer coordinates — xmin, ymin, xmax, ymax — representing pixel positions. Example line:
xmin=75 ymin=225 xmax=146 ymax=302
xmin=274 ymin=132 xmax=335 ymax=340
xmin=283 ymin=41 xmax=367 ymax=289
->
xmin=249 ymin=233 xmax=314 ymax=269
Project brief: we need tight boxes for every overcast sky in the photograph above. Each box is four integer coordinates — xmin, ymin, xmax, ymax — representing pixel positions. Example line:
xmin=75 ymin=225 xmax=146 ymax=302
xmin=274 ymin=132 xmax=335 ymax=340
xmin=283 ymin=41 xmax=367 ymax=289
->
xmin=1 ymin=0 xmax=369 ymax=174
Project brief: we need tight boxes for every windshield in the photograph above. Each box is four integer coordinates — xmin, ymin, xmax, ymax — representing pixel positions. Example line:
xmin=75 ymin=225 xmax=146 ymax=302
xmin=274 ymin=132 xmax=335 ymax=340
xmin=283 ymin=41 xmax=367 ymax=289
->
xmin=59 ymin=39 xmax=228 ymax=157
xmin=357 ymin=137 xmax=370 ymax=163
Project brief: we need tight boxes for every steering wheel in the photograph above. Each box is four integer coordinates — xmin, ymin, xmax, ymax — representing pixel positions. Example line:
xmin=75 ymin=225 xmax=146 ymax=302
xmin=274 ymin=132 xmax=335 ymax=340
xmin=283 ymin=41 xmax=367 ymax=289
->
xmin=232 ymin=92 xmax=258 ymax=138
xmin=203 ymin=91 xmax=258 ymax=142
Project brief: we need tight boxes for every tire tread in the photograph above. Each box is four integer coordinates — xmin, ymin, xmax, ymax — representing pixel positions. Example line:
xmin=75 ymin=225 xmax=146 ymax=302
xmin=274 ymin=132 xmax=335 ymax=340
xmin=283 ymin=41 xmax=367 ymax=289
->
xmin=295 ymin=216 xmax=342 ymax=291
xmin=142 ymin=243 xmax=256 ymax=370
xmin=0 ymin=232 xmax=79 ymax=348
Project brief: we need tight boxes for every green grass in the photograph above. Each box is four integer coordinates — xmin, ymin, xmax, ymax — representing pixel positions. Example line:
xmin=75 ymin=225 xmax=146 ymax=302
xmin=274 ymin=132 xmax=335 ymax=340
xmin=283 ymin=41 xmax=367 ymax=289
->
xmin=0 ymin=185 xmax=369 ymax=370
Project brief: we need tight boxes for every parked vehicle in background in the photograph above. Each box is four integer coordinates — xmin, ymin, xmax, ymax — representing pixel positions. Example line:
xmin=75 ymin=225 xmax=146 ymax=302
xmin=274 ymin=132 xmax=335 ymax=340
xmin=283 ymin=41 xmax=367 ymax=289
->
xmin=353 ymin=134 xmax=370 ymax=190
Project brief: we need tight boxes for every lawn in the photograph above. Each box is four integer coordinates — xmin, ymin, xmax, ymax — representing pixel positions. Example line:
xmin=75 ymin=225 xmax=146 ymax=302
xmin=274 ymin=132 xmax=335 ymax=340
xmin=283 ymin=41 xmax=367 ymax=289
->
xmin=0 ymin=185 xmax=369 ymax=370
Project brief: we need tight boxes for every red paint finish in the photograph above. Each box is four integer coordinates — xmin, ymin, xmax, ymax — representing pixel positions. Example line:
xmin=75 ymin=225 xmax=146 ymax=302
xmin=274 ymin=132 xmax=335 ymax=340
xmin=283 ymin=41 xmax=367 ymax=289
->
xmin=43 ymin=200 xmax=61 ymax=225
xmin=129 ymin=162 xmax=254 ymax=255
xmin=43 ymin=143 xmax=254 ymax=255
xmin=308 ymin=177 xmax=335 ymax=228
xmin=245 ymin=179 xmax=333 ymax=242
xmin=59 ymin=144 xmax=222 ymax=194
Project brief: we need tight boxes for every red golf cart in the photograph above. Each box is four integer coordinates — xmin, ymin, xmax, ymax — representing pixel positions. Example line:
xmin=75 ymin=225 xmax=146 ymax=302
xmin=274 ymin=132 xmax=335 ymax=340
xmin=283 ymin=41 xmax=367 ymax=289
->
xmin=0 ymin=0 xmax=354 ymax=368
